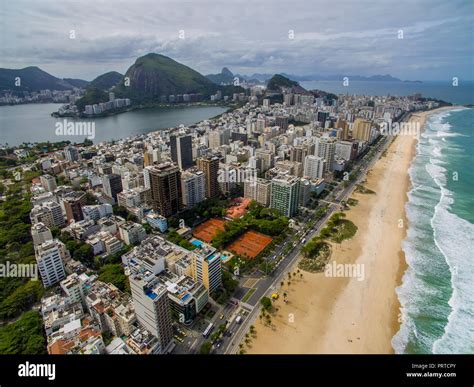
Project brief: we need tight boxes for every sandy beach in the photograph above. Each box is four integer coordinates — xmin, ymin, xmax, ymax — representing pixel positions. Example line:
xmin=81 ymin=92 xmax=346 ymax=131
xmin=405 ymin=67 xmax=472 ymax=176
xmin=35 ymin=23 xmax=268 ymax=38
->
xmin=247 ymin=107 xmax=457 ymax=354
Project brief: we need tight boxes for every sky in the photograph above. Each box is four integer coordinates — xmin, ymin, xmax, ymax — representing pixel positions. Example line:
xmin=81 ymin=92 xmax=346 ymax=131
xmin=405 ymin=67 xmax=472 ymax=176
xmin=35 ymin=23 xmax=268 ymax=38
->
xmin=0 ymin=0 xmax=473 ymax=81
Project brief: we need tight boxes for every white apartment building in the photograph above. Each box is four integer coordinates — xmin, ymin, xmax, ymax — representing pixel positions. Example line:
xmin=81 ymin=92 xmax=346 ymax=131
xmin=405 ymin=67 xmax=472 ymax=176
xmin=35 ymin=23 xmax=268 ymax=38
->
xmin=303 ymin=155 xmax=326 ymax=179
xmin=30 ymin=201 xmax=66 ymax=229
xmin=35 ymin=239 xmax=69 ymax=287
xmin=314 ymin=137 xmax=336 ymax=173
xmin=40 ymin=174 xmax=57 ymax=192
xmin=119 ymin=221 xmax=147 ymax=245
xmin=181 ymin=170 xmax=205 ymax=208
xmin=82 ymin=203 xmax=113 ymax=222
xmin=31 ymin=222 xmax=53 ymax=246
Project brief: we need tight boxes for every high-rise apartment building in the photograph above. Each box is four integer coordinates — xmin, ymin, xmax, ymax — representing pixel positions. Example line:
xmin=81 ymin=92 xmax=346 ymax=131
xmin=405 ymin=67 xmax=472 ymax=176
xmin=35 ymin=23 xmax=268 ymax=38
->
xmin=275 ymin=116 xmax=289 ymax=132
xmin=270 ymin=175 xmax=301 ymax=217
xmin=31 ymin=222 xmax=53 ymax=246
xmin=255 ymin=149 xmax=275 ymax=172
xmin=303 ymin=155 xmax=326 ymax=179
xmin=314 ymin=137 xmax=336 ymax=173
xmin=181 ymin=170 xmax=205 ymax=208
xmin=196 ymin=156 xmax=220 ymax=199
xmin=144 ymin=163 xmax=182 ymax=217
xmin=103 ymin=173 xmax=123 ymax=203
xmin=64 ymin=146 xmax=80 ymax=162
xmin=191 ymin=243 xmax=222 ymax=293
xmin=40 ymin=174 xmax=57 ymax=192
xmin=352 ymin=118 xmax=373 ymax=142
xmin=244 ymin=178 xmax=271 ymax=206
xmin=30 ymin=201 xmax=66 ymax=228
xmin=63 ymin=191 xmax=86 ymax=223
xmin=35 ymin=239 xmax=69 ymax=287
xmin=170 ymin=134 xmax=193 ymax=170
xmin=129 ymin=271 xmax=174 ymax=353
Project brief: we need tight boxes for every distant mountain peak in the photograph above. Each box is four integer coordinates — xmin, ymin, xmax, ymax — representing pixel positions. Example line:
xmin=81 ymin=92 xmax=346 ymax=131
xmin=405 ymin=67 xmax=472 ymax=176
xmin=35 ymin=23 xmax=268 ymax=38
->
xmin=206 ymin=66 xmax=235 ymax=85
xmin=0 ymin=66 xmax=78 ymax=92
xmin=221 ymin=67 xmax=233 ymax=77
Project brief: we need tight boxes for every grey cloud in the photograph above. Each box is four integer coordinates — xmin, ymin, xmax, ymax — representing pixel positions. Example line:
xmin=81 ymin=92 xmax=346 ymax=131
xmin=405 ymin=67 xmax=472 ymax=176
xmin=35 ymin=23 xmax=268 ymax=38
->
xmin=0 ymin=0 xmax=472 ymax=80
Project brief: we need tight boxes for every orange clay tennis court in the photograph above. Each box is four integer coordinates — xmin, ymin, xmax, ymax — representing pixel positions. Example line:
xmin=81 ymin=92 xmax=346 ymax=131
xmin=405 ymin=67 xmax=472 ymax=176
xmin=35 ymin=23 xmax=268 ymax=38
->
xmin=228 ymin=230 xmax=273 ymax=259
xmin=192 ymin=218 xmax=226 ymax=243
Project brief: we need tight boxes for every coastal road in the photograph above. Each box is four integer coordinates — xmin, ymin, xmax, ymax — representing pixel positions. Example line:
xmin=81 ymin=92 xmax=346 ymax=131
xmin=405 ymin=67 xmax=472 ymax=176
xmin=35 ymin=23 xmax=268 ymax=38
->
xmin=224 ymin=133 xmax=397 ymax=354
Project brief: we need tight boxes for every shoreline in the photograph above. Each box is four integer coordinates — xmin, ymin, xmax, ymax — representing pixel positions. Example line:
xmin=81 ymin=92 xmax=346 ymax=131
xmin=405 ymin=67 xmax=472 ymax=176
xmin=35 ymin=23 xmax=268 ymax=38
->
xmin=247 ymin=106 xmax=461 ymax=354
xmin=50 ymin=101 xmax=235 ymax=119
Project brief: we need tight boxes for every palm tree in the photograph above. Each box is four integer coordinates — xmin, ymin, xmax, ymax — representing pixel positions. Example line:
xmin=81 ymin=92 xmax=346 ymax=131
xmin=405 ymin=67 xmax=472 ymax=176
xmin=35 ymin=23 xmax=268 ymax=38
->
xmin=283 ymin=292 xmax=287 ymax=299
xmin=287 ymin=281 xmax=291 ymax=286
xmin=280 ymin=281 xmax=284 ymax=287
xmin=287 ymin=273 xmax=291 ymax=280
xmin=250 ymin=325 xmax=255 ymax=333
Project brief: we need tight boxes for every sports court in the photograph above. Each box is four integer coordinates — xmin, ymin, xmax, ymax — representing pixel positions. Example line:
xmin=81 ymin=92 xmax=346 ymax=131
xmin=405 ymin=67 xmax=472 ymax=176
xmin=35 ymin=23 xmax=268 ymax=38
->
xmin=192 ymin=218 xmax=226 ymax=243
xmin=227 ymin=230 xmax=273 ymax=259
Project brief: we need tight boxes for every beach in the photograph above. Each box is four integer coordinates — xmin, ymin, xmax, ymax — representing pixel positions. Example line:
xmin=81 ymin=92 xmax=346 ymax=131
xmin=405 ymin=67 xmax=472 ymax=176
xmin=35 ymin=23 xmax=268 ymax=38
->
xmin=247 ymin=107 xmax=457 ymax=354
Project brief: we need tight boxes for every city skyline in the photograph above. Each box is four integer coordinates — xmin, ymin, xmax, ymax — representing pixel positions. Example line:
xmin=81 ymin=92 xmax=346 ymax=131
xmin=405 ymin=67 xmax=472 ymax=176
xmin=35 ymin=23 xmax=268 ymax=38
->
xmin=0 ymin=0 xmax=473 ymax=81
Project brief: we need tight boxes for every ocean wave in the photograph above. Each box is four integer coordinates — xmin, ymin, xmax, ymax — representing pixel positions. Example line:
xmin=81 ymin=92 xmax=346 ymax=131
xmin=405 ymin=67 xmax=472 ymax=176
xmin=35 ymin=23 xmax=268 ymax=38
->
xmin=394 ymin=107 xmax=474 ymax=354
xmin=430 ymin=184 xmax=474 ymax=353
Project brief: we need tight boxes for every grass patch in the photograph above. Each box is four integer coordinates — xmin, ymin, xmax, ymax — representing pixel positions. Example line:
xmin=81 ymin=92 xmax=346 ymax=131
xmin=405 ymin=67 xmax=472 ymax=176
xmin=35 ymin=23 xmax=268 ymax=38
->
xmin=299 ymin=240 xmax=331 ymax=273
xmin=242 ymin=288 xmax=256 ymax=303
xmin=347 ymin=198 xmax=359 ymax=206
xmin=354 ymin=184 xmax=375 ymax=194
xmin=329 ymin=219 xmax=358 ymax=243
xmin=319 ymin=213 xmax=358 ymax=243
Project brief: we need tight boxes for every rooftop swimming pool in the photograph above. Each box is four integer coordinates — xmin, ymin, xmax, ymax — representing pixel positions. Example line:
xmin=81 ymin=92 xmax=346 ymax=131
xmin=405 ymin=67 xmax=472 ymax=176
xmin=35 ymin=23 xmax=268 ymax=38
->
xmin=191 ymin=239 xmax=203 ymax=247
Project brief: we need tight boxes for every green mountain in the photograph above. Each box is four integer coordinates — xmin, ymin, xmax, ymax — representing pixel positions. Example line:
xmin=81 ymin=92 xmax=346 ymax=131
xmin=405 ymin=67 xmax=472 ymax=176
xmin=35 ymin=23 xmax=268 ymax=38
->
xmin=266 ymin=74 xmax=310 ymax=97
xmin=206 ymin=67 xmax=234 ymax=85
xmin=266 ymin=74 xmax=299 ymax=91
xmin=113 ymin=53 xmax=218 ymax=101
xmin=75 ymin=87 xmax=109 ymax=111
xmin=63 ymin=78 xmax=89 ymax=88
xmin=74 ymin=53 xmax=245 ymax=109
xmin=89 ymin=71 xmax=123 ymax=90
xmin=0 ymin=66 xmax=75 ymax=91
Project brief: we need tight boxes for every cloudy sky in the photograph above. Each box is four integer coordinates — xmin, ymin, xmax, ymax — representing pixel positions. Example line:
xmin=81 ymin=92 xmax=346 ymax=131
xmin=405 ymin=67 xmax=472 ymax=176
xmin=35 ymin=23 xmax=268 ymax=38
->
xmin=0 ymin=0 xmax=472 ymax=81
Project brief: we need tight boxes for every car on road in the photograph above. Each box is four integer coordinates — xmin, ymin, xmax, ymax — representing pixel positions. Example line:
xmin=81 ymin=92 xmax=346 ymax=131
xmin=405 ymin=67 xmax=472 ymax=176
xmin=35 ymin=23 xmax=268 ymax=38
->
xmin=174 ymin=335 xmax=184 ymax=343
xmin=219 ymin=314 xmax=224 ymax=320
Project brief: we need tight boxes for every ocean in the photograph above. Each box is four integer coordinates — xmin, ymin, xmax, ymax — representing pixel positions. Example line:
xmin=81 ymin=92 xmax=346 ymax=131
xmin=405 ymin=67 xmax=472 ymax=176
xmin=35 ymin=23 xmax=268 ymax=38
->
xmin=300 ymin=80 xmax=474 ymax=105
xmin=392 ymin=107 xmax=474 ymax=354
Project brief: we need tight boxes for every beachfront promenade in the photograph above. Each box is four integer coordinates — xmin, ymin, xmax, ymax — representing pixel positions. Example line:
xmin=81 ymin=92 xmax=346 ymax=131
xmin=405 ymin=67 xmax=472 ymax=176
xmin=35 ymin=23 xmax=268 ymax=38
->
xmin=221 ymin=124 xmax=398 ymax=354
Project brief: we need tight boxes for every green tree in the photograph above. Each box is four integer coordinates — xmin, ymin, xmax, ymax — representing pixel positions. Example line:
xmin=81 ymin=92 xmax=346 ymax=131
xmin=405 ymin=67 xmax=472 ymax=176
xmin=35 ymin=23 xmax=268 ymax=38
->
xmin=260 ymin=296 xmax=272 ymax=311
xmin=199 ymin=341 xmax=213 ymax=354
xmin=98 ymin=264 xmax=130 ymax=293
xmin=0 ymin=280 xmax=44 ymax=319
xmin=0 ymin=311 xmax=46 ymax=354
